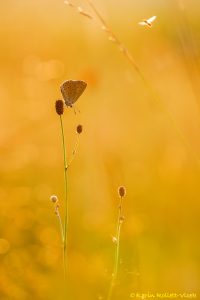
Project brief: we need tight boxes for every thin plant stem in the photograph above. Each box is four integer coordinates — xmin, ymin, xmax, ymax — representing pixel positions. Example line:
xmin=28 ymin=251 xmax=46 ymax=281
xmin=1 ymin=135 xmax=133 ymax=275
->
xmin=55 ymin=204 xmax=66 ymax=281
xmin=67 ymin=133 xmax=80 ymax=169
xmin=84 ymin=0 xmax=200 ymax=165
xmin=85 ymin=0 xmax=142 ymax=77
xmin=107 ymin=197 xmax=123 ymax=300
xmin=59 ymin=115 xmax=68 ymax=281
xmin=55 ymin=204 xmax=65 ymax=243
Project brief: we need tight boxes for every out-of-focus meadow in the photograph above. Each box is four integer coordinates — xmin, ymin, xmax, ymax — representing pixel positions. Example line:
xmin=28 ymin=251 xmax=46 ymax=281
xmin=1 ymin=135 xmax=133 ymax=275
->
xmin=0 ymin=0 xmax=200 ymax=299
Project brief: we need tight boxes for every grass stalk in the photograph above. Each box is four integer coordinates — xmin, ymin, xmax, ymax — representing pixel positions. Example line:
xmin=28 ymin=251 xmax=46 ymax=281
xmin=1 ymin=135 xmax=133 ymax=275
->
xmin=67 ymin=132 xmax=80 ymax=169
xmin=55 ymin=203 xmax=65 ymax=244
xmin=59 ymin=115 xmax=68 ymax=281
xmin=107 ymin=187 xmax=125 ymax=300
xmin=54 ymin=101 xmax=84 ymax=297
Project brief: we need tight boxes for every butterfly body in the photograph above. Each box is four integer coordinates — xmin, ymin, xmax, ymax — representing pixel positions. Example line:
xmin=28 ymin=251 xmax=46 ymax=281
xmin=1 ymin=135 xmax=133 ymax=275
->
xmin=144 ymin=20 xmax=153 ymax=27
xmin=60 ymin=80 xmax=87 ymax=107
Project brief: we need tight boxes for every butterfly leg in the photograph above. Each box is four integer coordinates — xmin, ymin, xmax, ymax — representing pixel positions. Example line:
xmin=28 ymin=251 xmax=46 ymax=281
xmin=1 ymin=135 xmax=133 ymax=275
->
xmin=73 ymin=105 xmax=81 ymax=114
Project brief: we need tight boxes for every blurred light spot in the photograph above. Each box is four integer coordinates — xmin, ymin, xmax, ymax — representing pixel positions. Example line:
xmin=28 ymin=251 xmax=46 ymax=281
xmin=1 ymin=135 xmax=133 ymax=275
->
xmin=79 ymin=68 xmax=100 ymax=88
xmin=38 ymin=227 xmax=59 ymax=245
xmin=37 ymin=246 xmax=60 ymax=267
xmin=0 ymin=239 xmax=10 ymax=255
xmin=23 ymin=55 xmax=41 ymax=76
xmin=34 ymin=184 xmax=52 ymax=203
xmin=13 ymin=210 xmax=34 ymax=229
xmin=35 ymin=60 xmax=65 ymax=81
xmin=23 ymin=55 xmax=65 ymax=81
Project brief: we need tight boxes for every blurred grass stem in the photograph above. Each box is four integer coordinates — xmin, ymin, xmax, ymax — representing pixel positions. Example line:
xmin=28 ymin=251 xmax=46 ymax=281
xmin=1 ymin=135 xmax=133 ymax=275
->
xmin=107 ymin=196 xmax=123 ymax=300
xmin=67 ymin=133 xmax=80 ymax=169
xmin=85 ymin=0 xmax=200 ymax=164
xmin=60 ymin=115 xmax=68 ymax=282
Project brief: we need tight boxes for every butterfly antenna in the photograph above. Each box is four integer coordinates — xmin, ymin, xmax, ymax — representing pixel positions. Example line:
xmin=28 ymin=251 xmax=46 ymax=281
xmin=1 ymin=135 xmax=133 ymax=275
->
xmin=72 ymin=106 xmax=77 ymax=115
xmin=76 ymin=106 xmax=81 ymax=114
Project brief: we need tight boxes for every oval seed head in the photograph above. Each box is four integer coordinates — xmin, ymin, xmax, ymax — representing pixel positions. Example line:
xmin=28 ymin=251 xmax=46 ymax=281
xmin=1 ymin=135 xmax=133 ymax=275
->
xmin=55 ymin=100 xmax=64 ymax=115
xmin=118 ymin=186 xmax=126 ymax=198
xmin=50 ymin=195 xmax=58 ymax=203
xmin=119 ymin=216 xmax=125 ymax=224
xmin=76 ymin=124 xmax=83 ymax=134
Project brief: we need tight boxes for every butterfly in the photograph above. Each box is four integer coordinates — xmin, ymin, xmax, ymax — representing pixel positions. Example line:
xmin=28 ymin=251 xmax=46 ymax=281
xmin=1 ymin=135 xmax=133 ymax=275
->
xmin=60 ymin=80 xmax=87 ymax=107
xmin=138 ymin=16 xmax=157 ymax=28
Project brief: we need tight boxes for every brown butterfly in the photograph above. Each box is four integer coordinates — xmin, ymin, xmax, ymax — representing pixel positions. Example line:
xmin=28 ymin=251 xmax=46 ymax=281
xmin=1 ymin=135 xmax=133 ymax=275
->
xmin=60 ymin=80 xmax=87 ymax=108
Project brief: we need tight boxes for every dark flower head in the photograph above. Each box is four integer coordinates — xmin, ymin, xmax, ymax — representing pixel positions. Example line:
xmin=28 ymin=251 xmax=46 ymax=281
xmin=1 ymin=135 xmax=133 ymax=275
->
xmin=55 ymin=100 xmax=64 ymax=115
xmin=118 ymin=186 xmax=126 ymax=198
xmin=76 ymin=124 xmax=83 ymax=134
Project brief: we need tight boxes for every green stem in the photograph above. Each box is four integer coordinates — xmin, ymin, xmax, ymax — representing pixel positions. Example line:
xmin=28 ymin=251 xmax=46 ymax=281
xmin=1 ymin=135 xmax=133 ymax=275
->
xmin=55 ymin=205 xmax=65 ymax=243
xmin=107 ymin=197 xmax=123 ymax=300
xmin=60 ymin=115 xmax=68 ymax=281
xmin=67 ymin=133 xmax=80 ymax=169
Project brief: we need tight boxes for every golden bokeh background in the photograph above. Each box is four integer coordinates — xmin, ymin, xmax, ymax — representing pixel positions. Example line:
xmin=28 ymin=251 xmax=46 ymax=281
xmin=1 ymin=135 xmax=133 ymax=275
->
xmin=0 ymin=0 xmax=200 ymax=299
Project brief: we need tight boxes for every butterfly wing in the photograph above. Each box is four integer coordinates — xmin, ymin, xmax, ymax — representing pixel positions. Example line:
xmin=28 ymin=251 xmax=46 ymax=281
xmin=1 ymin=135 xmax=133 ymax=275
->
xmin=138 ymin=21 xmax=147 ymax=26
xmin=147 ymin=16 xmax=156 ymax=24
xmin=60 ymin=80 xmax=87 ymax=106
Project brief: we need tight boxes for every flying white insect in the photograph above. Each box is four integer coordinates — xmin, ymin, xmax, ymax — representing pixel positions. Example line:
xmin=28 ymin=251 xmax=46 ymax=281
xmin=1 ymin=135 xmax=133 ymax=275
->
xmin=138 ymin=16 xmax=157 ymax=27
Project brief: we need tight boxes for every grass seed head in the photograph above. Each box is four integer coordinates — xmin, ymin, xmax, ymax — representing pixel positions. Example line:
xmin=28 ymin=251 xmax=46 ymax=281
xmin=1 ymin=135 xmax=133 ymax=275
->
xmin=50 ymin=195 xmax=58 ymax=203
xmin=76 ymin=124 xmax=83 ymax=134
xmin=55 ymin=100 xmax=64 ymax=115
xmin=119 ymin=216 xmax=125 ymax=224
xmin=118 ymin=186 xmax=126 ymax=198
